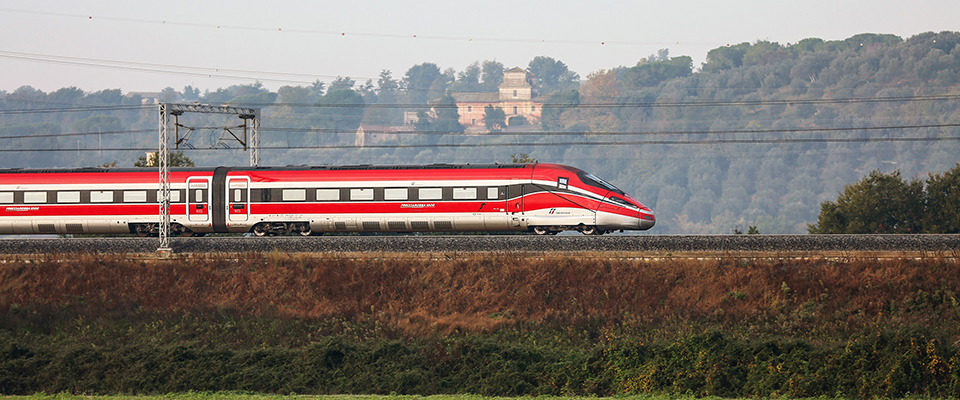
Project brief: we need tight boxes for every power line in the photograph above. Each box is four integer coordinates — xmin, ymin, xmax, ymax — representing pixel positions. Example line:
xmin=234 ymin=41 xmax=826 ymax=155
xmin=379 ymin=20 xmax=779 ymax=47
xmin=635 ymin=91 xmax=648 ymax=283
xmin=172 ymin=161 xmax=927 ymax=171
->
xmin=1 ymin=135 xmax=958 ymax=153
xmin=263 ymin=122 xmax=960 ymax=136
xmin=0 ymin=129 xmax=152 ymax=140
xmin=0 ymin=104 xmax=150 ymax=115
xmin=0 ymin=8 xmax=719 ymax=48
xmin=229 ymin=93 xmax=960 ymax=109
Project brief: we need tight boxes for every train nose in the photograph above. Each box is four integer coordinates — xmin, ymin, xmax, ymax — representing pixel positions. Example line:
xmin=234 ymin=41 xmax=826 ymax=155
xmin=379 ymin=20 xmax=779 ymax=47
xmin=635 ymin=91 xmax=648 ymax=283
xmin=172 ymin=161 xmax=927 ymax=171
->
xmin=638 ymin=211 xmax=656 ymax=230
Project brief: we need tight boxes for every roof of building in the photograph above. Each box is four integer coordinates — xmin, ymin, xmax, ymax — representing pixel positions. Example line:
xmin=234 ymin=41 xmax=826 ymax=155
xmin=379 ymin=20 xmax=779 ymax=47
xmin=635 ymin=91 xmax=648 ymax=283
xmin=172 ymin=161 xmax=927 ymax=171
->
xmin=450 ymin=92 xmax=500 ymax=103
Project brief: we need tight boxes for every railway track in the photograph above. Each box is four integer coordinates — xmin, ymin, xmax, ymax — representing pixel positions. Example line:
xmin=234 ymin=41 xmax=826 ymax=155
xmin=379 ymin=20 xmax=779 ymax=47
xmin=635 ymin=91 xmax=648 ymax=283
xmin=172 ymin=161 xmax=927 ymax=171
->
xmin=0 ymin=234 xmax=958 ymax=258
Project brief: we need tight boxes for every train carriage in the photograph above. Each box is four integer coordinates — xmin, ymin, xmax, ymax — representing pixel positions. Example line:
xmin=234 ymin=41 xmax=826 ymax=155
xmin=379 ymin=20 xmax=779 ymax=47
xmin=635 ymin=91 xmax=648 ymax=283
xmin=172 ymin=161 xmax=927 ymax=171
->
xmin=0 ymin=163 xmax=655 ymax=236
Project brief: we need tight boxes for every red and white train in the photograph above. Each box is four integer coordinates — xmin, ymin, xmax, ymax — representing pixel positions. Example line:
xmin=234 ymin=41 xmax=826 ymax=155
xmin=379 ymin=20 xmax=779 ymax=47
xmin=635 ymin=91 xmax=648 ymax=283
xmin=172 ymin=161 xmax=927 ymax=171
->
xmin=0 ymin=163 xmax=655 ymax=236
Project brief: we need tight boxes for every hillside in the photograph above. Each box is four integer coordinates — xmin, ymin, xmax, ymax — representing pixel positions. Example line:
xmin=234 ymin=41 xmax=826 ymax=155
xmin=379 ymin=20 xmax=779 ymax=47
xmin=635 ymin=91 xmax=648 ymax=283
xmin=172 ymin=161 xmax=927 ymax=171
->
xmin=3 ymin=32 xmax=960 ymax=234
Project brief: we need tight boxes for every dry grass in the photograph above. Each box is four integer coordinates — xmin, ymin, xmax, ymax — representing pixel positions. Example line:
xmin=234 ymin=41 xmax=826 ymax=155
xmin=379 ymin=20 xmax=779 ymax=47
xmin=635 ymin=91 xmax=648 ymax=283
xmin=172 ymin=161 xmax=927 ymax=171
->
xmin=2 ymin=252 xmax=958 ymax=339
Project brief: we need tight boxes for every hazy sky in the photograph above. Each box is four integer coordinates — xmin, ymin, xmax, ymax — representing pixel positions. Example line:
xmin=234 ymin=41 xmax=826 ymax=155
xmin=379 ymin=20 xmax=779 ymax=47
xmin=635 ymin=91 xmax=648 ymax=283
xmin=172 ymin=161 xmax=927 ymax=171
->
xmin=2 ymin=0 xmax=958 ymax=94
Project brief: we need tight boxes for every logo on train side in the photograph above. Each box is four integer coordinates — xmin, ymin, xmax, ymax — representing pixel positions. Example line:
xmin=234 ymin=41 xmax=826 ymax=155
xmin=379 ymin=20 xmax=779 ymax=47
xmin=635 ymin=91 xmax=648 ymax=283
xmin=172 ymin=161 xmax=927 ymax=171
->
xmin=5 ymin=207 xmax=39 ymax=212
xmin=400 ymin=203 xmax=436 ymax=208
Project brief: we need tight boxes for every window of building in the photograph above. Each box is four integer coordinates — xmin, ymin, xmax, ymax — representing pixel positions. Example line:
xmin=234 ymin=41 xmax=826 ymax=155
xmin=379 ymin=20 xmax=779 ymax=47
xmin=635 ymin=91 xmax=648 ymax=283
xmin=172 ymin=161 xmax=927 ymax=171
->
xmin=453 ymin=187 xmax=477 ymax=200
xmin=57 ymin=191 xmax=80 ymax=203
xmin=419 ymin=188 xmax=442 ymax=200
xmin=513 ymin=106 xmax=518 ymax=114
xmin=531 ymin=105 xmax=536 ymax=112
xmin=91 ymin=191 xmax=113 ymax=203
xmin=513 ymin=90 xmax=517 ymax=97
xmin=384 ymin=188 xmax=408 ymax=201
xmin=124 ymin=191 xmax=147 ymax=203
xmin=467 ymin=106 xmax=473 ymax=112
xmin=350 ymin=188 xmax=374 ymax=201
xmin=282 ymin=189 xmax=306 ymax=201
xmin=316 ymin=189 xmax=340 ymax=201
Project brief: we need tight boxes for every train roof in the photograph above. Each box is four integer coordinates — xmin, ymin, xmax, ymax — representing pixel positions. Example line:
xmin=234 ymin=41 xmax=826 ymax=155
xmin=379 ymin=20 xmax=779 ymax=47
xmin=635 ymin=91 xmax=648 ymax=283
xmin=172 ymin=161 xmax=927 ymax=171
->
xmin=0 ymin=163 xmax=560 ymax=174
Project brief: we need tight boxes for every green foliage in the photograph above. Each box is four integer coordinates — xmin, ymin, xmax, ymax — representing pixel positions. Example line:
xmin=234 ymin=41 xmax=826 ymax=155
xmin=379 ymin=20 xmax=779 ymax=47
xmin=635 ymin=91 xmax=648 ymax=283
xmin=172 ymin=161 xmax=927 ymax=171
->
xmin=430 ymin=94 xmax=464 ymax=134
xmin=620 ymin=56 xmax=694 ymax=88
xmin=510 ymin=153 xmax=536 ymax=164
xmin=539 ymin=89 xmax=579 ymax=131
xmin=315 ymin=89 xmax=365 ymax=134
xmin=527 ymin=56 xmax=580 ymax=95
xmin=482 ymin=106 xmax=505 ymax=132
xmin=923 ymin=163 xmax=960 ymax=233
xmin=808 ymin=168 xmax=957 ymax=234
xmin=402 ymin=63 xmax=443 ymax=104
xmin=135 ymin=151 xmax=196 ymax=168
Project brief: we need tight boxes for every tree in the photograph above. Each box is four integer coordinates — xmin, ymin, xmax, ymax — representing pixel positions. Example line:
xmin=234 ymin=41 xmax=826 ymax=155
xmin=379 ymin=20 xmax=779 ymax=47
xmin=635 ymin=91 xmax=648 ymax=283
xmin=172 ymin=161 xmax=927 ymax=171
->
xmin=481 ymin=60 xmax=505 ymax=91
xmin=527 ymin=56 xmax=579 ymax=95
xmin=429 ymin=94 xmax=464 ymax=134
xmin=315 ymin=89 xmax=365 ymax=135
xmin=135 ymin=151 xmax=195 ymax=167
xmin=808 ymin=170 xmax=923 ymax=234
xmin=402 ymin=63 xmax=443 ymax=104
xmin=540 ymin=89 xmax=579 ymax=131
xmin=922 ymin=163 xmax=960 ymax=233
xmin=452 ymin=61 xmax=481 ymax=92
xmin=483 ymin=105 xmax=505 ymax=132
xmin=511 ymin=153 xmax=537 ymax=163
xmin=71 ymin=115 xmax=122 ymax=133
xmin=328 ymin=76 xmax=356 ymax=92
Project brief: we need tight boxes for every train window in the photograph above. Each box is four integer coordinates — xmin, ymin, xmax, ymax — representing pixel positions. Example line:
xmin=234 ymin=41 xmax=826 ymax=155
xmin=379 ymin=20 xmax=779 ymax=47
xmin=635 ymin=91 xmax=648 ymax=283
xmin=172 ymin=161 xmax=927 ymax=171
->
xmin=609 ymin=196 xmax=637 ymax=209
xmin=24 ymin=192 xmax=46 ymax=204
xmin=350 ymin=188 xmax=374 ymax=201
xmin=453 ymin=187 xmax=477 ymax=200
xmin=234 ymin=189 xmax=242 ymax=202
xmin=153 ymin=190 xmax=180 ymax=203
xmin=57 ymin=191 xmax=80 ymax=203
xmin=316 ymin=189 xmax=340 ymax=201
xmin=0 ymin=192 xmax=12 ymax=204
xmin=282 ymin=189 xmax=306 ymax=201
xmin=558 ymin=177 xmax=569 ymax=190
xmin=91 ymin=191 xmax=113 ymax=203
xmin=124 ymin=191 xmax=147 ymax=203
xmin=419 ymin=188 xmax=442 ymax=200
xmin=195 ymin=190 xmax=204 ymax=203
xmin=487 ymin=187 xmax=498 ymax=199
xmin=384 ymin=188 xmax=408 ymax=201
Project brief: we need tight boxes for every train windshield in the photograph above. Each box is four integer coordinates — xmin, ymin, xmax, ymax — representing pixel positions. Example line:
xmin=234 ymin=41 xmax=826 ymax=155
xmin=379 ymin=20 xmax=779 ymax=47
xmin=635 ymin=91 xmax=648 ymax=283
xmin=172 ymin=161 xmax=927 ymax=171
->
xmin=577 ymin=172 xmax=625 ymax=195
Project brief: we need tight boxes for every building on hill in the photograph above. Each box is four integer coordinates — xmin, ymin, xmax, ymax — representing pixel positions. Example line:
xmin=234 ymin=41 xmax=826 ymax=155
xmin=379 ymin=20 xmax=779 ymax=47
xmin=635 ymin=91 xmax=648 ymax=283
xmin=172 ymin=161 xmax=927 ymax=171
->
xmin=355 ymin=124 xmax=404 ymax=147
xmin=452 ymin=67 xmax=542 ymax=128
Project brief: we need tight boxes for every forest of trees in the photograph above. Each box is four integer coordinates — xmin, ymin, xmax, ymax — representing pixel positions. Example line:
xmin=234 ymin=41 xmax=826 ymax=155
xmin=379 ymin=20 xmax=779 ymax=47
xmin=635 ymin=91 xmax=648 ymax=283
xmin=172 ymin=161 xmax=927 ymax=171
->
xmin=3 ymin=31 xmax=960 ymax=234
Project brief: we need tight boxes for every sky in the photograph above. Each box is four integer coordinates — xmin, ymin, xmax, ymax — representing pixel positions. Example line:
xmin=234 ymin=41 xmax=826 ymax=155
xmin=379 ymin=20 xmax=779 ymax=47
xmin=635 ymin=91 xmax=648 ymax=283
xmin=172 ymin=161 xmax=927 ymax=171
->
xmin=1 ymin=0 xmax=959 ymax=95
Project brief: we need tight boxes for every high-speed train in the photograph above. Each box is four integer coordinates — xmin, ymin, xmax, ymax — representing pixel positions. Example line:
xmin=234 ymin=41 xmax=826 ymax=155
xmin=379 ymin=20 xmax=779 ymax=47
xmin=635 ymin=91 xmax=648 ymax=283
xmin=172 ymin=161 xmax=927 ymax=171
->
xmin=0 ymin=163 xmax=655 ymax=236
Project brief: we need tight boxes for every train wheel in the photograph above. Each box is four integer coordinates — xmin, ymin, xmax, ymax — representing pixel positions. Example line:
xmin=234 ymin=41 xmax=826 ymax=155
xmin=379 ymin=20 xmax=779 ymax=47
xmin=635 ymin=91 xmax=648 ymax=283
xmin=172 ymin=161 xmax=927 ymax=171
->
xmin=294 ymin=223 xmax=312 ymax=236
xmin=579 ymin=226 xmax=602 ymax=235
xmin=252 ymin=224 xmax=269 ymax=237
xmin=533 ymin=226 xmax=552 ymax=235
xmin=134 ymin=224 xmax=153 ymax=237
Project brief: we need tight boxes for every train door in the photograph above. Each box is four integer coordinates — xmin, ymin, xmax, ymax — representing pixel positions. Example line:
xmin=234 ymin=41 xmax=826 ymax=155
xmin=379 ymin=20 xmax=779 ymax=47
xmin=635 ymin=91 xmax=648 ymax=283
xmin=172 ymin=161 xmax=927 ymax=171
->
xmin=482 ymin=185 xmax=510 ymax=230
xmin=227 ymin=177 xmax=250 ymax=222
xmin=186 ymin=177 xmax=210 ymax=222
xmin=509 ymin=181 xmax=526 ymax=214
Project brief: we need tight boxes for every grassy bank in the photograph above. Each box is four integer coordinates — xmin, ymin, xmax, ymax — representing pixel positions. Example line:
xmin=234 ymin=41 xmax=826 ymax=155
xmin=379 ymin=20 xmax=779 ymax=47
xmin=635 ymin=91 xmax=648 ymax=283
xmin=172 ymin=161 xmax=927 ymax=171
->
xmin=2 ymin=253 xmax=960 ymax=397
